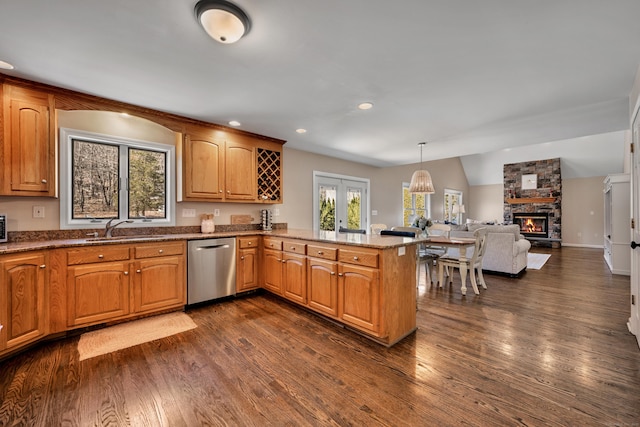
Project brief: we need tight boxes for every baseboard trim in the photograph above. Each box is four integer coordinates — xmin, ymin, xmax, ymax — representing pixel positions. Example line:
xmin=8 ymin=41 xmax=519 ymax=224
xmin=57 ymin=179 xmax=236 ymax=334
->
xmin=561 ymin=243 xmax=603 ymax=249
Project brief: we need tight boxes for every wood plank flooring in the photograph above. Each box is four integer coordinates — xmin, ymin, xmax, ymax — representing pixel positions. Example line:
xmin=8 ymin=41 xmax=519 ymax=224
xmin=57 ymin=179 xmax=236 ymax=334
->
xmin=1 ymin=247 xmax=639 ymax=426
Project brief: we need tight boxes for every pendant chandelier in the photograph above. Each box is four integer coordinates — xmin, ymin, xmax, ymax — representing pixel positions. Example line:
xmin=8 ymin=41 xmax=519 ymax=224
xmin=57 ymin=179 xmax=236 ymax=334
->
xmin=408 ymin=142 xmax=435 ymax=194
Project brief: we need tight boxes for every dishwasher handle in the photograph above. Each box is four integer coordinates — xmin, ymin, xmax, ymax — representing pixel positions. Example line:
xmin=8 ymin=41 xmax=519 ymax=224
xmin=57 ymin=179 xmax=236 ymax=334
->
xmin=195 ymin=244 xmax=231 ymax=250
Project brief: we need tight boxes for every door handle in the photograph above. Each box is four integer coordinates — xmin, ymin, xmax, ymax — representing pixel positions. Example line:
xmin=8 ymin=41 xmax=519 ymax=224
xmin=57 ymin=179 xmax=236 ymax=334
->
xmin=632 ymin=241 xmax=639 ymax=249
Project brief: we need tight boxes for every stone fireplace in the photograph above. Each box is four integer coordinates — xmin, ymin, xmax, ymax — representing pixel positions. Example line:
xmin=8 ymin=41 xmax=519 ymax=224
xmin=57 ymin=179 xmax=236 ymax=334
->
xmin=504 ymin=158 xmax=561 ymax=246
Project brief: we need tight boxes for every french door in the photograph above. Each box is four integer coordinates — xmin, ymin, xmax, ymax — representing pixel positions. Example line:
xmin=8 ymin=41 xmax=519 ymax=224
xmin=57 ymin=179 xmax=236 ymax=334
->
xmin=313 ymin=172 xmax=369 ymax=233
xmin=630 ymin=106 xmax=640 ymax=348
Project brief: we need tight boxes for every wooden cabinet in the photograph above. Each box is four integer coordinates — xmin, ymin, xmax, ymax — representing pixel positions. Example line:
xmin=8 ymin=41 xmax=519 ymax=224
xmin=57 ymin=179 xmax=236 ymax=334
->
xmin=0 ymin=252 xmax=47 ymax=352
xmin=1 ymin=84 xmax=56 ymax=196
xmin=260 ymin=238 xmax=415 ymax=345
xmin=67 ymin=261 xmax=131 ymax=326
xmin=237 ymin=236 xmax=260 ymax=292
xmin=225 ymin=139 xmax=256 ymax=200
xmin=282 ymin=240 xmax=307 ymax=304
xmin=307 ymin=257 xmax=339 ymax=317
xmin=604 ymin=174 xmax=630 ymax=275
xmin=183 ymin=131 xmax=224 ymax=200
xmin=181 ymin=125 xmax=283 ymax=203
xmin=132 ymin=242 xmax=186 ymax=314
xmin=338 ymin=263 xmax=380 ymax=335
xmin=66 ymin=242 xmax=186 ymax=327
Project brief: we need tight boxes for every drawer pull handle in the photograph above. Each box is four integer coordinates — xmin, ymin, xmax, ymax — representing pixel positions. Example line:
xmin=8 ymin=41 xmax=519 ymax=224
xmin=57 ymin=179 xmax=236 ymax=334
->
xmin=248 ymin=242 xmax=252 ymax=245
xmin=353 ymin=256 xmax=359 ymax=261
xmin=39 ymin=264 xmax=46 ymax=269
xmin=291 ymin=247 xmax=296 ymax=250
xmin=124 ymin=271 xmax=129 ymax=275
xmin=317 ymin=251 xmax=324 ymax=255
xmin=158 ymin=249 xmax=163 ymax=254
xmin=136 ymin=269 xmax=141 ymax=273
xmin=98 ymin=254 xmax=104 ymax=259
xmin=338 ymin=273 xmax=344 ymax=277
xmin=41 ymin=179 xmax=47 ymax=184
xmin=330 ymin=272 xmax=336 ymax=275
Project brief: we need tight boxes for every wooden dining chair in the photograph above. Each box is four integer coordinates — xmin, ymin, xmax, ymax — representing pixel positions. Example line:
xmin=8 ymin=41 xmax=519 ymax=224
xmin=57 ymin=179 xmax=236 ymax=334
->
xmin=338 ymin=226 xmax=366 ymax=234
xmin=437 ymin=227 xmax=488 ymax=295
xmin=423 ymin=223 xmax=451 ymax=284
xmin=370 ymin=223 xmax=388 ymax=235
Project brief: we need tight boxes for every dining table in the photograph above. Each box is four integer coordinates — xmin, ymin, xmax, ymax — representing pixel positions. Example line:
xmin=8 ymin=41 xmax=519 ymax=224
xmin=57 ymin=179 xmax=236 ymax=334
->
xmin=422 ymin=235 xmax=478 ymax=295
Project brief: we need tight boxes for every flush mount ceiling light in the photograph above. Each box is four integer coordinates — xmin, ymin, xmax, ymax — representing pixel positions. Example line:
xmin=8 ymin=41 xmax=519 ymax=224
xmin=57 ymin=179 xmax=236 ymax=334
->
xmin=408 ymin=142 xmax=435 ymax=194
xmin=0 ymin=60 xmax=15 ymax=70
xmin=228 ymin=120 xmax=241 ymax=126
xmin=295 ymin=128 xmax=307 ymax=134
xmin=358 ymin=102 xmax=373 ymax=110
xmin=195 ymin=0 xmax=251 ymax=44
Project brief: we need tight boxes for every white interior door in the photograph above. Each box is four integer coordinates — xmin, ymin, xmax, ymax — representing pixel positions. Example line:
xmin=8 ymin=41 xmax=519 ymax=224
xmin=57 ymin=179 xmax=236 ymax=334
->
xmin=313 ymin=172 xmax=369 ymax=233
xmin=630 ymin=108 xmax=640 ymax=348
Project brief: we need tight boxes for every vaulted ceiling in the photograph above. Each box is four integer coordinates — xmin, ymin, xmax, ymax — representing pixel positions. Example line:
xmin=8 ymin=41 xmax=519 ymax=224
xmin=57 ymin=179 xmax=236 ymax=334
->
xmin=1 ymin=1 xmax=639 ymax=184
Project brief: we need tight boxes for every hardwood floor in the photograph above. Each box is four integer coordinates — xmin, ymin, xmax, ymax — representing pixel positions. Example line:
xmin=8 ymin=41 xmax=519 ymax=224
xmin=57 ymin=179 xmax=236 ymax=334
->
xmin=1 ymin=247 xmax=638 ymax=426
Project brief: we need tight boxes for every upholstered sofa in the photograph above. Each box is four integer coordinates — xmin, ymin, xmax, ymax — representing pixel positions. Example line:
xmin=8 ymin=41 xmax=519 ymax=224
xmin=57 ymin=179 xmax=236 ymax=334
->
xmin=449 ymin=224 xmax=531 ymax=277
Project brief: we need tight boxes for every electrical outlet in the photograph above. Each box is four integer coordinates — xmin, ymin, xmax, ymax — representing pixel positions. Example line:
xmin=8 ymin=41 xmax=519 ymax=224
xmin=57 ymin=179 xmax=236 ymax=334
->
xmin=214 ymin=209 xmax=220 ymax=217
xmin=372 ymin=210 xmax=378 ymax=216
xmin=32 ymin=206 xmax=45 ymax=218
xmin=182 ymin=208 xmax=196 ymax=218
xmin=274 ymin=208 xmax=280 ymax=216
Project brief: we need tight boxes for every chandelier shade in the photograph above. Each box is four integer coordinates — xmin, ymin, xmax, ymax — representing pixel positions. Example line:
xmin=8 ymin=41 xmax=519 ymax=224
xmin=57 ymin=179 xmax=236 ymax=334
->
xmin=408 ymin=142 xmax=435 ymax=194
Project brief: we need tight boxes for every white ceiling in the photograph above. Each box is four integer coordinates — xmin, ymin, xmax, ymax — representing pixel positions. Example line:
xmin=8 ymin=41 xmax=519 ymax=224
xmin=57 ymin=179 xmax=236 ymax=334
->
xmin=1 ymin=1 xmax=639 ymax=184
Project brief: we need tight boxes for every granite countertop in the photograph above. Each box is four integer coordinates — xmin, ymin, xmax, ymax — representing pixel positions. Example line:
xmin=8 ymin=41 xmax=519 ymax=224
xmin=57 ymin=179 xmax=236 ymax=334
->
xmin=0 ymin=228 xmax=425 ymax=255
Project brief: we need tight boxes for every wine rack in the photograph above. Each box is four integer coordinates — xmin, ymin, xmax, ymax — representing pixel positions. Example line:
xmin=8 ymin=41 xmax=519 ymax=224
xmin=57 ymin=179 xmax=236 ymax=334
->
xmin=257 ymin=148 xmax=281 ymax=203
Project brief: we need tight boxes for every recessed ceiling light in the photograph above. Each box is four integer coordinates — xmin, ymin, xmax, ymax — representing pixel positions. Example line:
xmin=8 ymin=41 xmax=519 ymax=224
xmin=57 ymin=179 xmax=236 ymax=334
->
xmin=0 ymin=60 xmax=15 ymax=70
xmin=358 ymin=102 xmax=373 ymax=110
xmin=228 ymin=120 xmax=241 ymax=126
xmin=296 ymin=128 xmax=307 ymax=134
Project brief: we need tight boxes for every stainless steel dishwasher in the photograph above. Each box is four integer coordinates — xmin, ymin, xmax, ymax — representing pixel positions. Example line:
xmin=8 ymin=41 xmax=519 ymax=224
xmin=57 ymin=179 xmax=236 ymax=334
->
xmin=187 ymin=238 xmax=236 ymax=305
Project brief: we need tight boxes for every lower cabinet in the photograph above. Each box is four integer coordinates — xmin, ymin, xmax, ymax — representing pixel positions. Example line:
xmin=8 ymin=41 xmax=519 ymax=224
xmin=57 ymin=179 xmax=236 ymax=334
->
xmin=307 ymin=258 xmax=338 ymax=317
xmin=262 ymin=237 xmax=284 ymax=294
xmin=282 ymin=252 xmax=307 ymax=304
xmin=237 ymin=236 xmax=260 ymax=292
xmin=66 ymin=242 xmax=186 ymax=328
xmin=0 ymin=252 xmax=47 ymax=352
xmin=338 ymin=263 xmax=380 ymax=335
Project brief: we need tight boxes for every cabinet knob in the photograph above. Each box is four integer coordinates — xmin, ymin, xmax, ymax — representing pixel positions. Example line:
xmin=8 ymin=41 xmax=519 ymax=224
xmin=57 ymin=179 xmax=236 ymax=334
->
xmin=227 ymin=190 xmax=230 ymax=194
xmin=98 ymin=254 xmax=104 ymax=259
xmin=281 ymin=259 xmax=286 ymax=263
xmin=136 ymin=269 xmax=141 ymax=273
xmin=158 ymin=249 xmax=163 ymax=254
xmin=338 ymin=273 xmax=344 ymax=277
xmin=41 ymin=179 xmax=47 ymax=184
xmin=353 ymin=256 xmax=359 ymax=261
xmin=248 ymin=242 xmax=252 ymax=245
xmin=290 ymin=247 xmax=296 ymax=250
xmin=240 ymin=256 xmax=245 ymax=260
xmin=124 ymin=271 xmax=129 ymax=275
xmin=317 ymin=251 xmax=324 ymax=255
xmin=219 ymin=190 xmax=223 ymax=193
xmin=39 ymin=264 xmax=46 ymax=269
xmin=330 ymin=272 xmax=336 ymax=276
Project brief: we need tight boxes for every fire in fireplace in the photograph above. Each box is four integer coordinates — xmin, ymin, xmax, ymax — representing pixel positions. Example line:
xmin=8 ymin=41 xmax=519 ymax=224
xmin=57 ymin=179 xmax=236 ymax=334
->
xmin=513 ymin=212 xmax=549 ymax=238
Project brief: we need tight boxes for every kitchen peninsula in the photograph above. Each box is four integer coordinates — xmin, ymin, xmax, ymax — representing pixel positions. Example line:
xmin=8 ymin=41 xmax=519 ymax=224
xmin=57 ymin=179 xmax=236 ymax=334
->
xmin=0 ymin=228 xmax=421 ymax=360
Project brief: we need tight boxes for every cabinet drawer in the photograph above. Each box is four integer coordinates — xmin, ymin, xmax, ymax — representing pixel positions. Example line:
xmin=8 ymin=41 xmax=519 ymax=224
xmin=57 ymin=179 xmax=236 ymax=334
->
xmin=67 ymin=246 xmax=130 ymax=265
xmin=135 ymin=242 xmax=184 ymax=259
xmin=307 ymin=244 xmax=337 ymax=261
xmin=238 ymin=236 xmax=260 ymax=249
xmin=283 ymin=240 xmax=306 ymax=254
xmin=338 ymin=248 xmax=378 ymax=268
xmin=263 ymin=237 xmax=283 ymax=250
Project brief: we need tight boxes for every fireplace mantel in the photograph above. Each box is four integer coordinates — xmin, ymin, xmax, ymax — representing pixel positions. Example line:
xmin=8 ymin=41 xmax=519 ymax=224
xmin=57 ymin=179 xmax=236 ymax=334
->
xmin=506 ymin=197 xmax=555 ymax=204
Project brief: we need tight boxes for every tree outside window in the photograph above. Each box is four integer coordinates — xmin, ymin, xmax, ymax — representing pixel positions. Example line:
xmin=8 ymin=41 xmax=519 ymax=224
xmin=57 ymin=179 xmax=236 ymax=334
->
xmin=403 ymin=183 xmax=430 ymax=226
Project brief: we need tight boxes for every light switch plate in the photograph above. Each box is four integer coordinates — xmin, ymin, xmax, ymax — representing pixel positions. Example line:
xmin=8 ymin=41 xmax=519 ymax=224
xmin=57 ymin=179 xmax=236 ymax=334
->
xmin=182 ymin=208 xmax=196 ymax=218
xmin=33 ymin=206 xmax=45 ymax=218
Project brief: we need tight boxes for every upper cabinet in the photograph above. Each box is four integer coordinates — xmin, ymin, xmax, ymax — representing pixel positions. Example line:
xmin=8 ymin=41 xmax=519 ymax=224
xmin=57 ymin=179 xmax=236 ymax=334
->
xmin=1 ymin=84 xmax=56 ymax=196
xmin=181 ymin=125 xmax=283 ymax=204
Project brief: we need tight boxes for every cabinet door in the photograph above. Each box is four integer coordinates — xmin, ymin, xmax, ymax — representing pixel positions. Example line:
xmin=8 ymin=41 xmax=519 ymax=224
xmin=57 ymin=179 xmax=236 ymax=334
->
xmin=0 ymin=253 xmax=47 ymax=351
xmin=237 ymin=246 xmax=259 ymax=292
xmin=307 ymin=258 xmax=338 ymax=317
xmin=262 ymin=248 xmax=283 ymax=294
xmin=2 ymin=85 xmax=55 ymax=196
xmin=282 ymin=252 xmax=306 ymax=304
xmin=67 ymin=262 xmax=130 ymax=326
xmin=339 ymin=263 xmax=380 ymax=335
xmin=225 ymin=140 xmax=256 ymax=200
xmin=133 ymin=256 xmax=185 ymax=313
xmin=183 ymin=133 xmax=224 ymax=200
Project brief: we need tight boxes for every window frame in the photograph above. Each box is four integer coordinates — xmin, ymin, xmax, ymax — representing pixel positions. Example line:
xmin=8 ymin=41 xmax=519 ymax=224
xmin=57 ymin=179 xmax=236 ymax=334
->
xmin=59 ymin=127 xmax=176 ymax=230
xmin=402 ymin=182 xmax=431 ymax=226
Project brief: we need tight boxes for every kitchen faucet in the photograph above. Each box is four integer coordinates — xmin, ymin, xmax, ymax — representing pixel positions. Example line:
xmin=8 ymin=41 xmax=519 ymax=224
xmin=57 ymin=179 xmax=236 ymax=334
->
xmin=104 ymin=218 xmax=134 ymax=237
